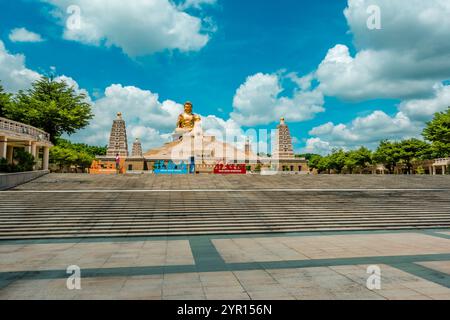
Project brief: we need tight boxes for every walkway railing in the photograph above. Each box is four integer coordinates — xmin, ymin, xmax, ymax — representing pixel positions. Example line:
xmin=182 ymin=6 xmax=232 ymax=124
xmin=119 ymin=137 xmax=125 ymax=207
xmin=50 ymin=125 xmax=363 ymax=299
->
xmin=0 ymin=117 xmax=51 ymax=143
xmin=434 ymin=158 xmax=450 ymax=166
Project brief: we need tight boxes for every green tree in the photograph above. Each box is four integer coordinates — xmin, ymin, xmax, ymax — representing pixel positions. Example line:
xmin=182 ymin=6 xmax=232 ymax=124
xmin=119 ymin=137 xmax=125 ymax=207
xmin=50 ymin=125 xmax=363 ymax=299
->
xmin=345 ymin=147 xmax=373 ymax=174
xmin=397 ymin=138 xmax=432 ymax=174
xmin=55 ymin=138 xmax=107 ymax=157
xmin=308 ymin=155 xmax=323 ymax=172
xmin=4 ymin=77 xmax=93 ymax=143
xmin=50 ymin=146 xmax=93 ymax=171
xmin=423 ymin=107 xmax=450 ymax=158
xmin=49 ymin=138 xmax=105 ymax=171
xmin=317 ymin=156 xmax=331 ymax=174
xmin=344 ymin=151 xmax=358 ymax=174
xmin=373 ymin=140 xmax=401 ymax=174
xmin=0 ymin=83 xmax=11 ymax=118
xmin=328 ymin=149 xmax=347 ymax=174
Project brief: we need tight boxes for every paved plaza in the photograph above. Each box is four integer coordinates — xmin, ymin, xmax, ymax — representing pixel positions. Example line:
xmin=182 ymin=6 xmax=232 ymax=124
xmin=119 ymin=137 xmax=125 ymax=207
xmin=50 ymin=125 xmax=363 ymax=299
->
xmin=0 ymin=174 xmax=449 ymax=300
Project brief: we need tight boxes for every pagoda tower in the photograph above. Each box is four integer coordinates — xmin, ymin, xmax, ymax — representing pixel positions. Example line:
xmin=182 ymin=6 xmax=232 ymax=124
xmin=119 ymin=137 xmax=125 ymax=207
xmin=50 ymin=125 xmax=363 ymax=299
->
xmin=131 ymin=138 xmax=143 ymax=158
xmin=106 ymin=112 xmax=129 ymax=157
xmin=273 ymin=117 xmax=294 ymax=159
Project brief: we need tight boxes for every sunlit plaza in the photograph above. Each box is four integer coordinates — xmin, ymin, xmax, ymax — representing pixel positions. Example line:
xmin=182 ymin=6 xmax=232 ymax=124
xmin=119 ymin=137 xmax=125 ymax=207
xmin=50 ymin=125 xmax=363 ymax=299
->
xmin=1 ymin=174 xmax=450 ymax=300
xmin=1 ymin=0 xmax=450 ymax=306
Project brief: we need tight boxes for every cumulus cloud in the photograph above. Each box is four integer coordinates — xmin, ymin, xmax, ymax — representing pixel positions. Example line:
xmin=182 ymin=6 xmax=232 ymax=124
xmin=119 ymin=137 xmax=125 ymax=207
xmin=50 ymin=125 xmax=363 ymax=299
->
xmin=9 ymin=28 xmax=45 ymax=43
xmin=43 ymin=0 xmax=213 ymax=56
xmin=178 ymin=0 xmax=217 ymax=10
xmin=315 ymin=0 xmax=450 ymax=101
xmin=316 ymin=45 xmax=438 ymax=100
xmin=306 ymin=111 xmax=423 ymax=152
xmin=302 ymin=138 xmax=333 ymax=156
xmin=55 ymin=75 xmax=92 ymax=104
xmin=303 ymin=0 xmax=450 ymax=152
xmin=231 ymin=73 xmax=324 ymax=126
xmin=70 ymin=84 xmax=185 ymax=149
xmin=399 ymin=84 xmax=450 ymax=122
xmin=69 ymin=85 xmax=261 ymax=152
xmin=0 ymin=40 xmax=41 ymax=92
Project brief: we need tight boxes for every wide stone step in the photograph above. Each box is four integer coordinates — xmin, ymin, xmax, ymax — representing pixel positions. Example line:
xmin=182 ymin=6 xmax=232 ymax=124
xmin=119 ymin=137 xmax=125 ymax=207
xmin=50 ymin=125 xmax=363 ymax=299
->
xmin=1 ymin=223 xmax=450 ymax=240
xmin=1 ymin=219 xmax=450 ymax=233
xmin=1 ymin=187 xmax=449 ymax=240
xmin=1 ymin=215 xmax=449 ymax=226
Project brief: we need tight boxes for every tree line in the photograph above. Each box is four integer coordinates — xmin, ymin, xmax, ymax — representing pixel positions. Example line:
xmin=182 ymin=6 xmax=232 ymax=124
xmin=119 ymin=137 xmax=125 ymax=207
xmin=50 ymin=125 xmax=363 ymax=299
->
xmin=1 ymin=77 xmax=106 ymax=172
xmin=306 ymin=108 xmax=450 ymax=174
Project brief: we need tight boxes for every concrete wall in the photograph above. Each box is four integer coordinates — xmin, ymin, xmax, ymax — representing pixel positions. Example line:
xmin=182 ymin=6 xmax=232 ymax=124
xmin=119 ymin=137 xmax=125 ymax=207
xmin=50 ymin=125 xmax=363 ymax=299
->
xmin=0 ymin=170 xmax=49 ymax=191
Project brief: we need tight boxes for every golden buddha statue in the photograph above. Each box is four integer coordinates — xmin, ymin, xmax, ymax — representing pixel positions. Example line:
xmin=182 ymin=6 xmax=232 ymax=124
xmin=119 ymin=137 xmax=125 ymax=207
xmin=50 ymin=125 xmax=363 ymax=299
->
xmin=177 ymin=101 xmax=201 ymax=131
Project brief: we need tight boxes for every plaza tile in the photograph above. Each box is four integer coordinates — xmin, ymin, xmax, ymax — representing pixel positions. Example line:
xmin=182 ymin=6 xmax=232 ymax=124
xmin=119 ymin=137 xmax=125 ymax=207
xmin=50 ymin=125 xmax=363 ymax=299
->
xmin=416 ymin=261 xmax=450 ymax=275
xmin=212 ymin=233 xmax=450 ymax=263
xmin=437 ymin=231 xmax=450 ymax=237
xmin=1 ymin=263 xmax=449 ymax=300
xmin=0 ymin=240 xmax=194 ymax=272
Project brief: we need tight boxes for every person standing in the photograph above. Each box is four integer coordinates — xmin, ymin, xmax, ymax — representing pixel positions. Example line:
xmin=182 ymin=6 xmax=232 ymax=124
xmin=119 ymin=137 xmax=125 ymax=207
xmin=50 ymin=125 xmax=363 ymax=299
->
xmin=115 ymin=153 xmax=121 ymax=175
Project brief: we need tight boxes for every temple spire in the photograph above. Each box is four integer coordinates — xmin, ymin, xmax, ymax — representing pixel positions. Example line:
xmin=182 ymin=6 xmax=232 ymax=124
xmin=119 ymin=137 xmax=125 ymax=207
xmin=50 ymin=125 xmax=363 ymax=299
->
xmin=106 ymin=112 xmax=129 ymax=157
xmin=131 ymin=138 xmax=143 ymax=158
xmin=273 ymin=117 xmax=294 ymax=159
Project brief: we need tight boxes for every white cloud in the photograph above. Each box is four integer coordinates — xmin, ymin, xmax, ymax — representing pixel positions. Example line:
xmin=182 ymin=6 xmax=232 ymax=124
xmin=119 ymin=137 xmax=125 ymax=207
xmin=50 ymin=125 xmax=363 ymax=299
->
xmin=302 ymin=0 xmax=450 ymax=152
xmin=315 ymin=0 xmax=450 ymax=101
xmin=70 ymin=84 xmax=185 ymax=149
xmin=399 ymin=84 xmax=450 ymax=122
xmin=316 ymin=45 xmax=438 ymax=100
xmin=55 ymin=75 xmax=92 ymax=103
xmin=69 ymin=85 xmax=259 ymax=152
xmin=178 ymin=0 xmax=217 ymax=10
xmin=43 ymin=0 xmax=212 ymax=56
xmin=9 ymin=28 xmax=45 ymax=43
xmin=345 ymin=0 xmax=450 ymax=54
xmin=302 ymin=138 xmax=333 ymax=156
xmin=231 ymin=73 xmax=324 ymax=126
xmin=307 ymin=111 xmax=423 ymax=152
xmin=0 ymin=40 xmax=41 ymax=92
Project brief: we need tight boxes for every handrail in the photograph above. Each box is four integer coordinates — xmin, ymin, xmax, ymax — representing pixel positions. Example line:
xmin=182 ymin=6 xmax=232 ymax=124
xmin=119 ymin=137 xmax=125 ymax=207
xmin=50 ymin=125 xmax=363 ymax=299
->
xmin=0 ymin=117 xmax=51 ymax=143
xmin=434 ymin=158 xmax=450 ymax=165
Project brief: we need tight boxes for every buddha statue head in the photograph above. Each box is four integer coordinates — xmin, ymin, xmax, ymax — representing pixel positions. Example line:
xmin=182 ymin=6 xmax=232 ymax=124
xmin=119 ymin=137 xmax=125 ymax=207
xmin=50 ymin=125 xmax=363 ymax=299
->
xmin=184 ymin=101 xmax=193 ymax=114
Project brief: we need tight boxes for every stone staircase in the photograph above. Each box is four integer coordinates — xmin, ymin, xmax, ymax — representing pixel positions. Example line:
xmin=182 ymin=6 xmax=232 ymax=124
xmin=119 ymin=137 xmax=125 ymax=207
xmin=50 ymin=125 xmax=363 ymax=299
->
xmin=1 ymin=189 xmax=449 ymax=240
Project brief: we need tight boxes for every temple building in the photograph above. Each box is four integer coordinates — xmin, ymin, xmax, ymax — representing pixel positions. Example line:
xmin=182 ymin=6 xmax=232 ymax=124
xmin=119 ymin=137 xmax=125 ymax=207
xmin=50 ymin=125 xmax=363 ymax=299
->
xmin=273 ymin=118 xmax=295 ymax=159
xmin=270 ymin=118 xmax=308 ymax=173
xmin=106 ymin=112 xmax=128 ymax=157
xmin=93 ymin=103 xmax=309 ymax=174
xmin=131 ymin=138 xmax=143 ymax=157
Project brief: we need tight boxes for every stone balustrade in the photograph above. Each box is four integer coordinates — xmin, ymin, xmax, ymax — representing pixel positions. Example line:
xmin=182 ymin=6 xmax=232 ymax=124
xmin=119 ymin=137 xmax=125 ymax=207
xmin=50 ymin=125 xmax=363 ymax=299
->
xmin=434 ymin=158 xmax=450 ymax=166
xmin=0 ymin=117 xmax=51 ymax=144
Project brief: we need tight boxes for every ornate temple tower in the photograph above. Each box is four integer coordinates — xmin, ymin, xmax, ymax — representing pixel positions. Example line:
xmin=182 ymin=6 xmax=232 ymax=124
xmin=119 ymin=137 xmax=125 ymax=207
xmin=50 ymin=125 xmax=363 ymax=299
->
xmin=131 ymin=138 xmax=143 ymax=158
xmin=273 ymin=117 xmax=295 ymax=159
xmin=106 ymin=112 xmax=129 ymax=157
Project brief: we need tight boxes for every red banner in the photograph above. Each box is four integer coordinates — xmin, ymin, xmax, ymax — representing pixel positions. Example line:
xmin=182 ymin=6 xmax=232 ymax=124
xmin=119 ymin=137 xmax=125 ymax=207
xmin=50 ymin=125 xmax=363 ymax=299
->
xmin=213 ymin=164 xmax=247 ymax=174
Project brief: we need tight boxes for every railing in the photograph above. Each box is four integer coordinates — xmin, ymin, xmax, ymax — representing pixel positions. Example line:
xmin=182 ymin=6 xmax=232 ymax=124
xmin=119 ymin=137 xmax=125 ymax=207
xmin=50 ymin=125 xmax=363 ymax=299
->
xmin=0 ymin=117 xmax=51 ymax=143
xmin=434 ymin=158 xmax=450 ymax=166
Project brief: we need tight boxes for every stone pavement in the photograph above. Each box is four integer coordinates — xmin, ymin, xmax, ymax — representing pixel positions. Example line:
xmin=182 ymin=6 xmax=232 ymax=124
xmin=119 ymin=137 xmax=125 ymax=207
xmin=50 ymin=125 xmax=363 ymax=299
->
xmin=0 ymin=230 xmax=450 ymax=300
xmin=0 ymin=174 xmax=449 ymax=300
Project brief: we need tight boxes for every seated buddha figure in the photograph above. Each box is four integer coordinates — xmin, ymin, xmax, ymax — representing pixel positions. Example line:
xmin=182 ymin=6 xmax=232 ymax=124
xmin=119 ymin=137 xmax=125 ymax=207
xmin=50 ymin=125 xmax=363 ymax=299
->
xmin=175 ymin=102 xmax=201 ymax=138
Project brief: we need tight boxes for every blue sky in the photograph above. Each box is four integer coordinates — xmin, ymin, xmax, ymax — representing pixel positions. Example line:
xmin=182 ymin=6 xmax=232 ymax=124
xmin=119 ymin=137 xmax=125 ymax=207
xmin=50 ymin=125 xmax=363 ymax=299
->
xmin=0 ymin=0 xmax=449 ymax=154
